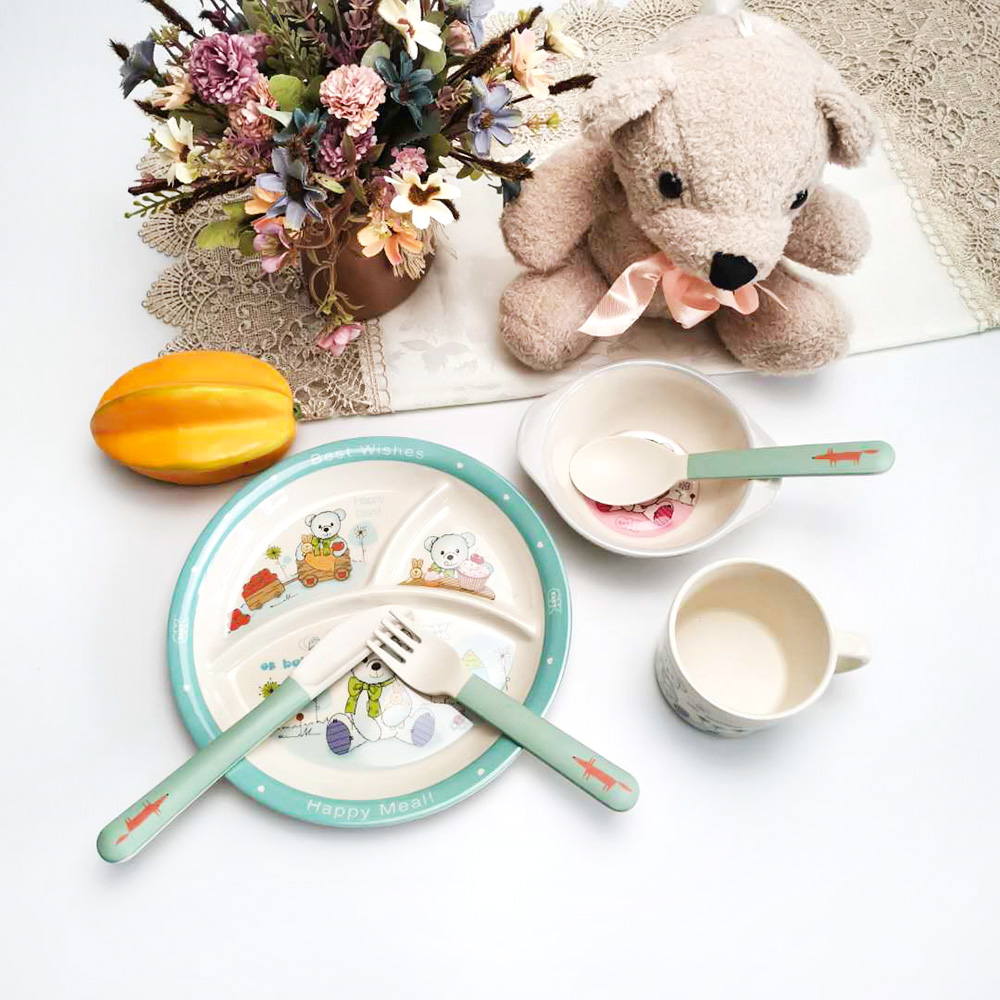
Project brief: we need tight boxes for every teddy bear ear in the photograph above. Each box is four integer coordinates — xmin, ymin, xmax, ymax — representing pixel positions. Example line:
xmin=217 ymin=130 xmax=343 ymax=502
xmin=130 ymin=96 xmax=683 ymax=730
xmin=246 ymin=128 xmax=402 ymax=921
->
xmin=580 ymin=54 xmax=677 ymax=139
xmin=334 ymin=508 xmax=346 ymax=520
xmin=424 ymin=535 xmax=438 ymax=552
xmin=461 ymin=532 xmax=476 ymax=547
xmin=816 ymin=68 xmax=876 ymax=167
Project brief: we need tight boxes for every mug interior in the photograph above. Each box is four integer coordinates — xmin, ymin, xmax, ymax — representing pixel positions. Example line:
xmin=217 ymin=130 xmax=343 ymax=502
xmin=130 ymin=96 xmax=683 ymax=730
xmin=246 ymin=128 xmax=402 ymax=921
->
xmin=672 ymin=562 xmax=832 ymax=718
xmin=544 ymin=363 xmax=753 ymax=553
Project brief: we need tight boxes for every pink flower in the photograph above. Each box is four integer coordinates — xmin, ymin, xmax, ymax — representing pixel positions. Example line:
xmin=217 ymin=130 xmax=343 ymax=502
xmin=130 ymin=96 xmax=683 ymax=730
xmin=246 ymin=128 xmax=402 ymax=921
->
xmin=444 ymin=22 xmax=475 ymax=56
xmin=316 ymin=323 xmax=364 ymax=356
xmin=318 ymin=126 xmax=376 ymax=178
xmin=319 ymin=65 xmax=387 ymax=137
xmin=188 ymin=32 xmax=259 ymax=105
xmin=508 ymin=29 xmax=555 ymax=100
xmin=390 ymin=145 xmax=428 ymax=176
xmin=245 ymin=32 xmax=273 ymax=63
xmin=252 ymin=217 xmax=297 ymax=273
xmin=227 ymin=75 xmax=278 ymax=140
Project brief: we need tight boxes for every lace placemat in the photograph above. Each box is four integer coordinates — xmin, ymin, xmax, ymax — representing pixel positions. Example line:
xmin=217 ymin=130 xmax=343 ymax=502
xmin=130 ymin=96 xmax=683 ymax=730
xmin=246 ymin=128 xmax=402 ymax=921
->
xmin=141 ymin=0 xmax=1000 ymax=418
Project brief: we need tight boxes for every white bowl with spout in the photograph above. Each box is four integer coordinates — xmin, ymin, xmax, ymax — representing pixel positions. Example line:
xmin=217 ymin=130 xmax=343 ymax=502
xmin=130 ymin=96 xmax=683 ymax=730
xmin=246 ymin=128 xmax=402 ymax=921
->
xmin=517 ymin=361 xmax=780 ymax=558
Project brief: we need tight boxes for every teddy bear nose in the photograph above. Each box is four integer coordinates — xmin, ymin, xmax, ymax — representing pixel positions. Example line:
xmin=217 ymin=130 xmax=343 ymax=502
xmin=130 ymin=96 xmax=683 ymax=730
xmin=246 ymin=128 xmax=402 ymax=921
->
xmin=709 ymin=252 xmax=757 ymax=291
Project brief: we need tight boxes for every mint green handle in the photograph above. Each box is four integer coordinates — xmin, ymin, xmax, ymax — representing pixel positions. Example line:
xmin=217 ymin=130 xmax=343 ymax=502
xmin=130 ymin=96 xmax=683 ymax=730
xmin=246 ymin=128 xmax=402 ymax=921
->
xmin=97 ymin=678 xmax=311 ymax=863
xmin=687 ymin=440 xmax=894 ymax=480
xmin=456 ymin=675 xmax=638 ymax=811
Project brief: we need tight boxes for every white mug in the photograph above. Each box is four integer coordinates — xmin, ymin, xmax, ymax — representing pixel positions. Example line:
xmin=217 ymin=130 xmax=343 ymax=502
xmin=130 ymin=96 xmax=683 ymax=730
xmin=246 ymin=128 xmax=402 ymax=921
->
xmin=655 ymin=559 xmax=871 ymax=736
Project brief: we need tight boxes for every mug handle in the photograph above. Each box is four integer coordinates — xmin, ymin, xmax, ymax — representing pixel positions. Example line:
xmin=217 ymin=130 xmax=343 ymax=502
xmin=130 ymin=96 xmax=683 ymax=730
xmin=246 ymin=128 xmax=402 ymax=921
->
xmin=834 ymin=631 xmax=872 ymax=673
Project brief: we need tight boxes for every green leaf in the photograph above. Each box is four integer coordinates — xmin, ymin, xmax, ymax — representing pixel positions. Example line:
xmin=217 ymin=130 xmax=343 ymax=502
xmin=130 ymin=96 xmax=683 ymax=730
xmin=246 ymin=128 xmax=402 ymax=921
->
xmin=416 ymin=109 xmax=443 ymax=138
xmin=303 ymin=75 xmax=323 ymax=109
xmin=169 ymin=107 xmax=224 ymax=137
xmin=242 ymin=1 xmax=265 ymax=32
xmin=350 ymin=176 xmax=368 ymax=207
xmin=196 ymin=218 xmax=243 ymax=250
xmin=238 ymin=229 xmax=257 ymax=256
xmin=269 ymin=74 xmax=305 ymax=111
xmin=313 ymin=173 xmax=346 ymax=194
xmin=222 ymin=202 xmax=247 ymax=221
xmin=361 ymin=41 xmax=391 ymax=69
xmin=420 ymin=48 xmax=447 ymax=76
xmin=426 ymin=133 xmax=452 ymax=166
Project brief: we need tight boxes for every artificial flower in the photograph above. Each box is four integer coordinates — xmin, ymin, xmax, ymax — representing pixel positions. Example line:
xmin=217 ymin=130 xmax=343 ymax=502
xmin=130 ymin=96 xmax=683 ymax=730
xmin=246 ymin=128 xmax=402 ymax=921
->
xmin=389 ymin=170 xmax=460 ymax=229
xmin=377 ymin=0 xmax=443 ymax=60
xmin=444 ymin=21 xmax=475 ymax=56
xmin=356 ymin=211 xmax=424 ymax=266
xmin=119 ymin=34 xmax=157 ymax=97
xmin=319 ymin=64 xmax=387 ymax=137
xmin=316 ymin=323 xmax=364 ymax=356
xmin=274 ymin=107 xmax=329 ymax=154
xmin=497 ymin=150 xmax=534 ymax=205
xmin=544 ymin=14 xmax=585 ymax=60
xmin=245 ymin=32 xmax=274 ymax=64
xmin=435 ymin=82 xmax=470 ymax=115
xmin=256 ymin=148 xmax=327 ymax=230
xmin=390 ymin=146 xmax=429 ymax=176
xmin=149 ymin=66 xmax=193 ymax=110
xmin=227 ymin=75 xmax=278 ymax=140
xmin=467 ymin=77 xmax=521 ymax=156
xmin=244 ymin=184 xmax=282 ymax=215
xmin=454 ymin=0 xmax=494 ymax=47
xmin=508 ymin=29 xmax=555 ymax=100
xmin=251 ymin=216 xmax=297 ymax=273
xmin=153 ymin=117 xmax=204 ymax=185
xmin=376 ymin=52 xmax=435 ymax=127
xmin=188 ymin=32 xmax=258 ymax=105
xmin=317 ymin=125 xmax=376 ymax=178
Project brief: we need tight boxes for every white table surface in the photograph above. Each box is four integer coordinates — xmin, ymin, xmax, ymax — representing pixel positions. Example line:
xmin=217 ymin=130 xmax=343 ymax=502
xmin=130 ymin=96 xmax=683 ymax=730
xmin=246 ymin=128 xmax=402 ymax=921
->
xmin=3 ymin=3 xmax=999 ymax=997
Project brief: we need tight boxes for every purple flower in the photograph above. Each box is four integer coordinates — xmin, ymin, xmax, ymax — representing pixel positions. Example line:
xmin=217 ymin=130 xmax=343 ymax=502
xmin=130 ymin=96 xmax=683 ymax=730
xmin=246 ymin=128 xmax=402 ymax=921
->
xmin=119 ymin=34 xmax=157 ymax=97
xmin=456 ymin=0 xmax=494 ymax=47
xmin=317 ymin=126 xmax=376 ymax=179
xmin=467 ymin=77 xmax=521 ymax=156
xmin=188 ymin=32 xmax=258 ymax=105
xmin=256 ymin=148 xmax=328 ymax=230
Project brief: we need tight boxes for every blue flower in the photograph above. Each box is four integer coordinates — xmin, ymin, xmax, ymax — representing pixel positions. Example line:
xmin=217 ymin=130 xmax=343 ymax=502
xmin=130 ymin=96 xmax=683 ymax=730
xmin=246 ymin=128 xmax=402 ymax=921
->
xmin=497 ymin=151 xmax=534 ymax=205
xmin=119 ymin=34 xmax=157 ymax=97
xmin=256 ymin=148 xmax=327 ymax=230
xmin=375 ymin=52 xmax=435 ymax=128
xmin=467 ymin=77 xmax=521 ymax=156
xmin=454 ymin=0 xmax=494 ymax=47
xmin=275 ymin=107 xmax=329 ymax=155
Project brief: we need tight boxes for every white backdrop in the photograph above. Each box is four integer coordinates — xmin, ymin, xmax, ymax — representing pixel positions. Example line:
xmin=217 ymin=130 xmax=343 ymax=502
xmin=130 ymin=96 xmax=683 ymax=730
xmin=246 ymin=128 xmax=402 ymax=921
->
xmin=2 ymin=2 xmax=999 ymax=998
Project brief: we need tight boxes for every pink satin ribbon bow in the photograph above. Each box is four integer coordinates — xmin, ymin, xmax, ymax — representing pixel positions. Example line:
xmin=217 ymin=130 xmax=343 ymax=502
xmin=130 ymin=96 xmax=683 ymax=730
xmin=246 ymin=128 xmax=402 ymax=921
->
xmin=579 ymin=251 xmax=761 ymax=338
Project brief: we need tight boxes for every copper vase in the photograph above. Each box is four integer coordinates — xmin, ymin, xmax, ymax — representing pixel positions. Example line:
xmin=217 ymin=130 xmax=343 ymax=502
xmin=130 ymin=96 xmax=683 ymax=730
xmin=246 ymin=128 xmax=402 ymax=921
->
xmin=300 ymin=224 xmax=427 ymax=321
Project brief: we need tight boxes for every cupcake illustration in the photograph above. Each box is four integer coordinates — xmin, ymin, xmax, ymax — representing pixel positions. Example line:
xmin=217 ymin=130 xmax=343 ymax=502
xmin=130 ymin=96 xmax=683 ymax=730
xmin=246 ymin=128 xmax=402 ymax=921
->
xmin=458 ymin=553 xmax=493 ymax=593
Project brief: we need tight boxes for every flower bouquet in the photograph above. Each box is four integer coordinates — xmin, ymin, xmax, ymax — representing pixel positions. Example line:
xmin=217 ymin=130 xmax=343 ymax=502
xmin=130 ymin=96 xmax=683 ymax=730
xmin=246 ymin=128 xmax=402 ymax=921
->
xmin=113 ymin=0 xmax=590 ymax=349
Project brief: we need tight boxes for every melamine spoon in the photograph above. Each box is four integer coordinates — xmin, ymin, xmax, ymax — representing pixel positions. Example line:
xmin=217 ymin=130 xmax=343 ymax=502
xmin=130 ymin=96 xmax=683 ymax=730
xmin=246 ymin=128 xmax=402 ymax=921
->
xmin=570 ymin=434 xmax=895 ymax=507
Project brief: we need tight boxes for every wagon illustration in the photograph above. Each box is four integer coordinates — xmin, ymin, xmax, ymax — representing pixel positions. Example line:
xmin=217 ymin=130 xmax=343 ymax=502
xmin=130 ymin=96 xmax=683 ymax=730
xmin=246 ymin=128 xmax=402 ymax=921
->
xmin=242 ymin=568 xmax=285 ymax=610
xmin=296 ymin=533 xmax=352 ymax=587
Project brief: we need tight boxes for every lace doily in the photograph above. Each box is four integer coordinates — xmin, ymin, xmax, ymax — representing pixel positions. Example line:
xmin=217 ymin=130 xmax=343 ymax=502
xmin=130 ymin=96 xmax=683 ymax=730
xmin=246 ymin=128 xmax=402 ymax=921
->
xmin=141 ymin=0 xmax=1000 ymax=418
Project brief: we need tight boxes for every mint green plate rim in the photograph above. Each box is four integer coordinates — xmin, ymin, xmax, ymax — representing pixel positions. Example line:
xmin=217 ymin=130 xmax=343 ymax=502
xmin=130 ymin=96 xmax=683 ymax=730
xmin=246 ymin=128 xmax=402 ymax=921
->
xmin=167 ymin=437 xmax=572 ymax=828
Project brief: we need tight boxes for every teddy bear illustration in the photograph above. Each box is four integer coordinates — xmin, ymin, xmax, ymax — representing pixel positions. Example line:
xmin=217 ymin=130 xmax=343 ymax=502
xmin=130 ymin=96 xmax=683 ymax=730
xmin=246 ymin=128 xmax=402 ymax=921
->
xmin=325 ymin=651 xmax=435 ymax=755
xmin=424 ymin=532 xmax=475 ymax=582
xmin=295 ymin=509 xmax=352 ymax=585
xmin=498 ymin=0 xmax=875 ymax=375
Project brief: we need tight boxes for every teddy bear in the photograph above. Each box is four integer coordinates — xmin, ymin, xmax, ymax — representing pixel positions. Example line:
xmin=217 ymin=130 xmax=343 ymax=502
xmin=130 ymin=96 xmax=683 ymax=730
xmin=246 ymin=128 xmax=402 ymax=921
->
xmin=296 ymin=509 xmax=348 ymax=561
xmin=325 ymin=651 xmax=436 ymax=755
xmin=498 ymin=1 xmax=876 ymax=375
xmin=424 ymin=532 xmax=476 ymax=582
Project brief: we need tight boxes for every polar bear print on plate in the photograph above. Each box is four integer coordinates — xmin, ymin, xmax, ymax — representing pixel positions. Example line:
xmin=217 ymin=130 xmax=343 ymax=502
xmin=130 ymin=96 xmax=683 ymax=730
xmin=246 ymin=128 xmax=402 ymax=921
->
xmin=424 ymin=532 xmax=474 ymax=582
xmin=325 ymin=652 xmax=435 ymax=755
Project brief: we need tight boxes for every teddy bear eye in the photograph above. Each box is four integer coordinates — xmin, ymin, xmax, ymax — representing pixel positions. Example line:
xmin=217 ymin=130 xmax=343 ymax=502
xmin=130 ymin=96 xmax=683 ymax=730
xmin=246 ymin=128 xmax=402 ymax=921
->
xmin=658 ymin=171 xmax=683 ymax=199
xmin=791 ymin=189 xmax=808 ymax=209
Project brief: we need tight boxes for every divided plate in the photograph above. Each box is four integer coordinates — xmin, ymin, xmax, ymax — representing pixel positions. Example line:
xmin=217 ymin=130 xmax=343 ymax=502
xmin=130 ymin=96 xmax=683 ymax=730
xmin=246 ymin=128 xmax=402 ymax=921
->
xmin=168 ymin=438 xmax=571 ymax=827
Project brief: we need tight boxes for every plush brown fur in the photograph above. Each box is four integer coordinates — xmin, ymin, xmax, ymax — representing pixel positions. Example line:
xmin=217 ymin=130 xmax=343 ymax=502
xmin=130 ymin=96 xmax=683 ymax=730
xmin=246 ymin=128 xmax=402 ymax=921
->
xmin=499 ymin=10 xmax=875 ymax=374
